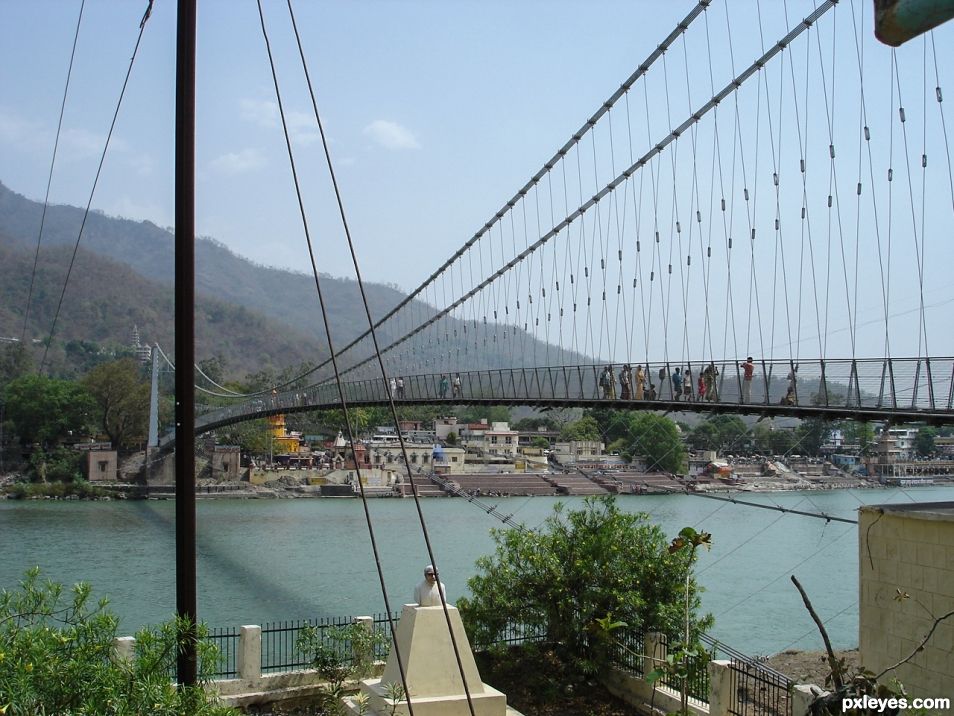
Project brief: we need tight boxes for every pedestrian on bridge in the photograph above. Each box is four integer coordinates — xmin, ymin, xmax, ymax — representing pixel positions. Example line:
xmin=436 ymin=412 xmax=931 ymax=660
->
xmin=671 ymin=367 xmax=683 ymax=400
xmin=599 ymin=365 xmax=615 ymax=399
xmin=389 ymin=376 xmax=397 ymax=399
xmin=452 ymin=374 xmax=462 ymax=398
xmin=396 ymin=376 xmax=405 ymax=399
xmin=740 ymin=357 xmax=755 ymax=403
xmin=619 ymin=364 xmax=632 ymax=400
xmin=439 ymin=374 xmax=449 ymax=399
xmin=635 ymin=365 xmax=645 ymax=400
xmin=683 ymin=368 xmax=694 ymax=401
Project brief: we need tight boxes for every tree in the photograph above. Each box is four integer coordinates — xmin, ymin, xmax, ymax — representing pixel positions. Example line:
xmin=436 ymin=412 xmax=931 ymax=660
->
xmin=559 ymin=415 xmax=601 ymax=442
xmin=3 ymin=374 xmax=93 ymax=446
xmin=687 ymin=421 xmax=720 ymax=452
xmin=626 ymin=413 xmax=686 ymax=473
xmin=795 ymin=418 xmax=830 ymax=456
xmin=82 ymin=358 xmax=151 ymax=451
xmin=530 ymin=436 xmax=550 ymax=449
xmin=512 ymin=416 xmax=560 ymax=432
xmin=457 ymin=405 xmax=511 ymax=425
xmin=914 ymin=426 xmax=938 ymax=456
xmin=752 ymin=423 xmax=797 ymax=455
xmin=839 ymin=420 xmax=875 ymax=454
xmin=458 ymin=497 xmax=712 ymax=677
xmin=0 ymin=341 xmax=33 ymax=390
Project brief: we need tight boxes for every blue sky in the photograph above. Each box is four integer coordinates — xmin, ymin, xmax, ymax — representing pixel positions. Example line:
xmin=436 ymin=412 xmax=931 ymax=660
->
xmin=0 ymin=1 xmax=697 ymax=286
xmin=2 ymin=1 xmax=953 ymax=360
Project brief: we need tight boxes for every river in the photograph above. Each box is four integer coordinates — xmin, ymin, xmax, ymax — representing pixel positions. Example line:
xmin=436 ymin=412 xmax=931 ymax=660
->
xmin=3 ymin=485 xmax=953 ymax=657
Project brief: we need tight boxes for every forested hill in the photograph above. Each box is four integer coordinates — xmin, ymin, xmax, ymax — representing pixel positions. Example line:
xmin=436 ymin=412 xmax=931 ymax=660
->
xmin=0 ymin=180 xmax=593 ymax=380
xmin=0 ymin=238 xmax=327 ymax=378
xmin=0 ymin=181 xmax=420 ymax=350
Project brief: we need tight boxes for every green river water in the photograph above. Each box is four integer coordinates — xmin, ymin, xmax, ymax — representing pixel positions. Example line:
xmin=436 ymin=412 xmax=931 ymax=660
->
xmin=3 ymin=485 xmax=953 ymax=657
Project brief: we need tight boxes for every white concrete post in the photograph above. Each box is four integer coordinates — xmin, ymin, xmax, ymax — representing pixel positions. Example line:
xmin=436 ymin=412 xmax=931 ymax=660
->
xmin=237 ymin=625 xmax=262 ymax=681
xmin=707 ymin=659 xmax=733 ymax=716
xmin=354 ymin=616 xmax=374 ymax=668
xmin=792 ymin=684 xmax=828 ymax=716
xmin=113 ymin=636 xmax=136 ymax=663
xmin=643 ymin=631 xmax=668 ymax=677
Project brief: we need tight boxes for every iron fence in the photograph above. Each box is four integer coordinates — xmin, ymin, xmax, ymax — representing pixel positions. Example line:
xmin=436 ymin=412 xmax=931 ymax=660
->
xmin=655 ymin=633 xmax=711 ymax=703
xmin=260 ymin=613 xmax=396 ymax=675
xmin=727 ymin=658 xmax=793 ymax=716
xmin=472 ymin=619 xmax=550 ymax=652
xmin=610 ymin=628 xmax=645 ymax=677
xmin=200 ymin=613 xmax=792 ymax=716
xmin=206 ymin=625 xmax=240 ymax=679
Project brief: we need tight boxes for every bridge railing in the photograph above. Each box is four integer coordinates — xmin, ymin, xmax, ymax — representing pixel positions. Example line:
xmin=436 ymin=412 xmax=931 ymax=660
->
xmin=190 ymin=356 xmax=954 ymax=435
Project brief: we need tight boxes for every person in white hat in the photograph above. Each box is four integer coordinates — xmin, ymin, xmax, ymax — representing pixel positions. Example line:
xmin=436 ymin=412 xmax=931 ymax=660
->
xmin=414 ymin=564 xmax=446 ymax=606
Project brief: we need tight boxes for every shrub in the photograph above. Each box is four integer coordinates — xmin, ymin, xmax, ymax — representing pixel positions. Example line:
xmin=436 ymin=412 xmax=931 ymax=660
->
xmin=458 ymin=496 xmax=712 ymax=678
xmin=0 ymin=568 xmax=236 ymax=716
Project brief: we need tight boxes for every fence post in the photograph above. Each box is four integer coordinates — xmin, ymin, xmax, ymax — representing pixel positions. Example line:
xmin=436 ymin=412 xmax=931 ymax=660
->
xmin=354 ymin=615 xmax=374 ymax=666
xmin=238 ymin=625 xmax=262 ymax=681
xmin=643 ymin=632 xmax=667 ymax=677
xmin=707 ymin=659 xmax=732 ymax=716
xmin=113 ymin=636 xmax=136 ymax=663
xmin=792 ymin=684 xmax=826 ymax=716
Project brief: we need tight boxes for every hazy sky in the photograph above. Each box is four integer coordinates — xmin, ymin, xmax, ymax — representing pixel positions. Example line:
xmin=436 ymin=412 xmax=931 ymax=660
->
xmin=2 ymin=1 xmax=953 ymax=361
xmin=0 ymin=1 xmax=703 ymax=288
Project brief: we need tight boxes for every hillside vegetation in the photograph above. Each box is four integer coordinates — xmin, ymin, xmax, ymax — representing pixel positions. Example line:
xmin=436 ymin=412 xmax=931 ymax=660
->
xmin=0 ymin=180 xmax=591 ymax=381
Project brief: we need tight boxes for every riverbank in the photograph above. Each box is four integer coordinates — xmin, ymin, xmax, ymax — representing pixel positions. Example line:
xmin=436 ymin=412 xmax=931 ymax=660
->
xmin=5 ymin=471 xmax=947 ymax=501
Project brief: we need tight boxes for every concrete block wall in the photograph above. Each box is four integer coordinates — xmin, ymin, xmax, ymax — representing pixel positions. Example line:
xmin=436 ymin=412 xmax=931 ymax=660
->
xmin=859 ymin=504 xmax=954 ymax=695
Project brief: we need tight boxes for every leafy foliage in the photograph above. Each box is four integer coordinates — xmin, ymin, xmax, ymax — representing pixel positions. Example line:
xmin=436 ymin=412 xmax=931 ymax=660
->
xmin=3 ymin=374 xmax=94 ymax=446
xmin=82 ymin=358 xmax=151 ymax=451
xmin=0 ymin=568 xmax=235 ymax=716
xmin=458 ymin=497 xmax=712 ymax=678
xmin=686 ymin=415 xmax=748 ymax=453
xmin=914 ymin=426 xmax=937 ymax=457
xmin=591 ymin=410 xmax=685 ymax=472
xmin=558 ymin=415 xmax=601 ymax=442
xmin=295 ymin=621 xmax=388 ymax=715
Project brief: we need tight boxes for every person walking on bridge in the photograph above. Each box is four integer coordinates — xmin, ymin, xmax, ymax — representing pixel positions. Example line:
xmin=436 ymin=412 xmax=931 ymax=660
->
xmin=740 ymin=357 xmax=755 ymax=403
xmin=439 ymin=374 xmax=449 ymax=399
xmin=452 ymin=373 xmax=462 ymax=398
xmin=671 ymin=367 xmax=683 ymax=401
xmin=635 ymin=365 xmax=645 ymax=400
xmin=619 ymin=364 xmax=632 ymax=400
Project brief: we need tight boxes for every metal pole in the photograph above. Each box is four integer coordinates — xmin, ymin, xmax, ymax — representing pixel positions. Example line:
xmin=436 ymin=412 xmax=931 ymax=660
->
xmin=174 ymin=0 xmax=197 ymax=687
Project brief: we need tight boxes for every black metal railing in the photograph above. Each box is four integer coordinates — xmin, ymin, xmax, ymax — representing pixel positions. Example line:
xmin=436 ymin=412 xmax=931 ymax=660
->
xmin=177 ymin=355 xmax=954 ymax=444
xmin=260 ymin=613 xmax=396 ymax=675
xmin=471 ymin=619 xmax=550 ymax=653
xmin=199 ymin=612 xmax=793 ymax=716
xmin=655 ymin=633 xmax=711 ymax=703
xmin=727 ymin=657 xmax=793 ymax=716
xmin=206 ymin=625 xmax=240 ymax=678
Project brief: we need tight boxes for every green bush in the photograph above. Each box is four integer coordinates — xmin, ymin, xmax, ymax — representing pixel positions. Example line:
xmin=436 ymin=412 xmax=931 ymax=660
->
xmin=458 ymin=496 xmax=712 ymax=678
xmin=0 ymin=568 xmax=236 ymax=716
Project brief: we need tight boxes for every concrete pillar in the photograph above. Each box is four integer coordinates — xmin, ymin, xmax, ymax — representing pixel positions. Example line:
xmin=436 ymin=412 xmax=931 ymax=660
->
xmin=237 ymin=625 xmax=262 ymax=681
xmin=354 ymin=616 xmax=374 ymax=667
xmin=113 ymin=636 xmax=136 ymax=663
xmin=707 ymin=659 xmax=732 ymax=716
xmin=643 ymin=631 xmax=667 ymax=677
xmin=792 ymin=684 xmax=827 ymax=716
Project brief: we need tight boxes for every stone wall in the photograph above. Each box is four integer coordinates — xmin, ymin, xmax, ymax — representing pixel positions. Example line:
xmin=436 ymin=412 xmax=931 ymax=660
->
xmin=859 ymin=503 xmax=954 ymax=696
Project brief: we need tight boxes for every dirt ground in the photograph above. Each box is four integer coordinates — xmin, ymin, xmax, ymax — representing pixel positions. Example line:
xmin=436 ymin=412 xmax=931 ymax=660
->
xmin=764 ymin=648 xmax=861 ymax=689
